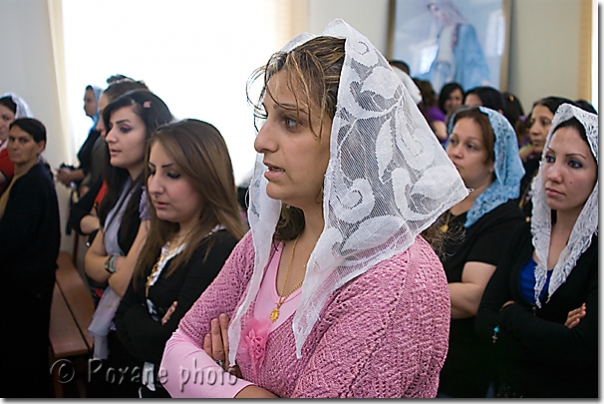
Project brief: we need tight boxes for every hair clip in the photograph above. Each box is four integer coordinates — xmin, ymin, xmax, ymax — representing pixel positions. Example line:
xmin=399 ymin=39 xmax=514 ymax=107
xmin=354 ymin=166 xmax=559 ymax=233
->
xmin=143 ymin=101 xmax=151 ymax=109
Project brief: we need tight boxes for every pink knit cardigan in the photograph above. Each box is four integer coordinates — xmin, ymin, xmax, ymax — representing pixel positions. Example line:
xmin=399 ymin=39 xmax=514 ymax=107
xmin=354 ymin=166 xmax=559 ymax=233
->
xmin=177 ymin=232 xmax=450 ymax=398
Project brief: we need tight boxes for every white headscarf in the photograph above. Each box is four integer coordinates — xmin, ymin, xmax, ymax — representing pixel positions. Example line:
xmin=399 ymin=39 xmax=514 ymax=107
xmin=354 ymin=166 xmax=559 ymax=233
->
xmin=0 ymin=92 xmax=33 ymax=119
xmin=228 ymin=18 xmax=469 ymax=363
xmin=531 ymin=103 xmax=598 ymax=308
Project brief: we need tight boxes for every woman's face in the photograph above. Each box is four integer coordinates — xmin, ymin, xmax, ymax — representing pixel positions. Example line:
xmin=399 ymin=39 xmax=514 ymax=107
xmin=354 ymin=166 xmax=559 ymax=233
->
xmin=0 ymin=104 xmax=16 ymax=143
xmin=428 ymin=4 xmax=448 ymax=23
xmin=253 ymin=70 xmax=332 ymax=211
xmin=541 ymin=126 xmax=597 ymax=217
xmin=464 ymin=93 xmax=483 ymax=108
xmin=83 ymin=88 xmax=97 ymax=118
xmin=528 ymin=105 xmax=554 ymax=155
xmin=444 ymin=88 xmax=463 ymax=114
xmin=446 ymin=117 xmax=494 ymax=190
xmin=147 ymin=142 xmax=202 ymax=234
xmin=8 ymin=126 xmax=44 ymax=168
xmin=105 ymin=106 xmax=147 ymax=175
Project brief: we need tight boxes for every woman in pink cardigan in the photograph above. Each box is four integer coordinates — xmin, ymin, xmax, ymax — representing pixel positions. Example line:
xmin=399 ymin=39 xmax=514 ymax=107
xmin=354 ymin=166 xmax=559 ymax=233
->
xmin=160 ymin=19 xmax=469 ymax=398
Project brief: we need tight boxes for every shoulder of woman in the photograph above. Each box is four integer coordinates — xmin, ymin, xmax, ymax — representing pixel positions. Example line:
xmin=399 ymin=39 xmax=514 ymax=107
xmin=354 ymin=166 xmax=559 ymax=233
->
xmin=188 ymin=229 xmax=241 ymax=260
xmin=482 ymin=200 xmax=524 ymax=223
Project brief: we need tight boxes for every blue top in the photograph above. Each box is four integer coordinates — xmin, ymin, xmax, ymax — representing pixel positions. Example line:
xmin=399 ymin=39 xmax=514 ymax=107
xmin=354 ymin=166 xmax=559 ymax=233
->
xmin=520 ymin=254 xmax=553 ymax=305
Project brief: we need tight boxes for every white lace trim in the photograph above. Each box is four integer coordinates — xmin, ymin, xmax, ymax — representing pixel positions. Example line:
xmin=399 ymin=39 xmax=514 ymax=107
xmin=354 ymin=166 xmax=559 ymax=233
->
xmin=530 ymin=103 xmax=598 ymax=308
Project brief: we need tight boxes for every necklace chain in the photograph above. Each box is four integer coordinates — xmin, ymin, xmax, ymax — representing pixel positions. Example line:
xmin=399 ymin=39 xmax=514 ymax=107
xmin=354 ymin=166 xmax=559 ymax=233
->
xmin=270 ymin=234 xmax=304 ymax=322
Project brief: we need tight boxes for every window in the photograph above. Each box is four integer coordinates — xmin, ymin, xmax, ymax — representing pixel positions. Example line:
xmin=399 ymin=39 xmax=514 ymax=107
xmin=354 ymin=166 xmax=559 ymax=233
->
xmin=62 ymin=0 xmax=297 ymax=183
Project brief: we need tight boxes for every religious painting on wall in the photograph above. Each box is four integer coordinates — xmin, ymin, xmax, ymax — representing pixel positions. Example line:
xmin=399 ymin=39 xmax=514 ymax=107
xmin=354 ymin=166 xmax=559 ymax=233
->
xmin=389 ymin=0 xmax=511 ymax=94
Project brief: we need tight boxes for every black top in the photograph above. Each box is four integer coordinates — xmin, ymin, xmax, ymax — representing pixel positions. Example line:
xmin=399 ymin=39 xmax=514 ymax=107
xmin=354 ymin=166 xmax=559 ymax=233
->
xmin=438 ymin=200 xmax=524 ymax=398
xmin=77 ymin=128 xmax=101 ymax=176
xmin=69 ymin=174 xmax=103 ymax=236
xmin=0 ymin=162 xmax=61 ymax=298
xmin=0 ymin=163 xmax=61 ymax=397
xmin=476 ymin=222 xmax=598 ymax=398
xmin=517 ymin=156 xmax=540 ymax=219
xmin=115 ymin=230 xmax=239 ymax=367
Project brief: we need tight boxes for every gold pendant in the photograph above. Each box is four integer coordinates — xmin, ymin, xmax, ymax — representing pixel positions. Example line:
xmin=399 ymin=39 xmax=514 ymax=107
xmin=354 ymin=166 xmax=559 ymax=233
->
xmin=439 ymin=223 xmax=448 ymax=233
xmin=270 ymin=307 xmax=280 ymax=322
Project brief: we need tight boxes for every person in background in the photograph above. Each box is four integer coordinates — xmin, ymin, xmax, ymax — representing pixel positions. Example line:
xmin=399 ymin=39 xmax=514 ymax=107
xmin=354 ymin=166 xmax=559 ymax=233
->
xmin=437 ymin=106 xmax=525 ymax=398
xmin=69 ymin=78 xmax=150 ymax=307
xmin=115 ymin=119 xmax=246 ymax=397
xmin=463 ymin=86 xmax=506 ymax=115
xmin=85 ymin=89 xmax=173 ymax=397
xmin=502 ymin=92 xmax=528 ymax=149
xmin=389 ymin=61 xmax=423 ymax=105
xmin=476 ymin=104 xmax=598 ymax=398
xmin=516 ymin=96 xmax=574 ymax=220
xmin=56 ymin=84 xmax=103 ymax=195
xmin=0 ymin=93 xmax=33 ymax=194
xmin=438 ymin=81 xmax=464 ymax=117
xmin=415 ymin=79 xmax=448 ymax=143
xmin=160 ymin=19 xmax=468 ymax=398
xmin=389 ymin=59 xmax=410 ymax=74
xmin=0 ymin=118 xmax=60 ymax=397
xmin=69 ymin=79 xmax=150 ymax=243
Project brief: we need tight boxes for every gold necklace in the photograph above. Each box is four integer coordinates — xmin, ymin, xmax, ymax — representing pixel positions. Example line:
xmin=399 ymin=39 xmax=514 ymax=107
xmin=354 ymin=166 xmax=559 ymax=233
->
xmin=270 ymin=234 xmax=304 ymax=323
xmin=439 ymin=210 xmax=453 ymax=233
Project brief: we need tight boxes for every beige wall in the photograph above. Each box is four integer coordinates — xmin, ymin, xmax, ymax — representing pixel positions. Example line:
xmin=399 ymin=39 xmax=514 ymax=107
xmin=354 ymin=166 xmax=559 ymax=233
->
xmin=0 ymin=0 xmax=74 ymax=252
xmin=508 ymin=0 xmax=584 ymax=110
xmin=308 ymin=0 xmax=390 ymax=52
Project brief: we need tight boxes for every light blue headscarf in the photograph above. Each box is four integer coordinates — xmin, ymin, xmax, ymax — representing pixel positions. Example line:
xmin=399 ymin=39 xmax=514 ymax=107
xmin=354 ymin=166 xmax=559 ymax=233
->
xmin=88 ymin=84 xmax=103 ymax=131
xmin=447 ymin=106 xmax=525 ymax=228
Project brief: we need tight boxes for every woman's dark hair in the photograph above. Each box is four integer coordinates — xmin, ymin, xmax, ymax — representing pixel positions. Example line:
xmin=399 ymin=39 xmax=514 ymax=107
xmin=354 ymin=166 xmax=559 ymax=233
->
xmin=452 ymin=107 xmax=496 ymax=165
xmin=551 ymin=116 xmax=595 ymax=162
xmin=98 ymin=90 xmax=173 ymax=250
xmin=415 ymin=79 xmax=438 ymax=108
xmin=438 ymin=82 xmax=464 ymax=114
xmin=102 ymin=79 xmax=149 ymax=103
xmin=389 ymin=59 xmax=410 ymax=74
xmin=502 ymin=92 xmax=524 ymax=126
xmin=464 ymin=86 xmax=506 ymax=114
xmin=532 ymin=96 xmax=574 ymax=116
xmin=0 ymin=96 xmax=17 ymax=115
xmin=574 ymin=99 xmax=597 ymax=114
xmin=10 ymin=118 xmax=46 ymax=144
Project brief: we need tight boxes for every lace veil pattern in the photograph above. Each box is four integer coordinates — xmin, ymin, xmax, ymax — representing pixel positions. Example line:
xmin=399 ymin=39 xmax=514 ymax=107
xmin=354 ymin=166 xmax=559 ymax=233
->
xmin=531 ymin=103 xmax=598 ymax=308
xmin=228 ymin=19 xmax=469 ymax=363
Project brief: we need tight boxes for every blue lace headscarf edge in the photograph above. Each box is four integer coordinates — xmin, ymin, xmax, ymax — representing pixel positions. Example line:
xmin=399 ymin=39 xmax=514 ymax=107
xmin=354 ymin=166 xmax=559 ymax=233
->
xmin=447 ymin=106 xmax=525 ymax=228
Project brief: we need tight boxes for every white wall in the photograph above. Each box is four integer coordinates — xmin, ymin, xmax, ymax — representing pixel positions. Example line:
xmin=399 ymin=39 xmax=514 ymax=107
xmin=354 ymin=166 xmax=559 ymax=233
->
xmin=0 ymin=0 xmax=74 ymax=252
xmin=308 ymin=0 xmax=390 ymax=52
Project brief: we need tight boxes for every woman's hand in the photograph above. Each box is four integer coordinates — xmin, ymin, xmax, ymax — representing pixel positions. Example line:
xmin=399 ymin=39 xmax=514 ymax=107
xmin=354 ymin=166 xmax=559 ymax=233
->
xmin=161 ymin=301 xmax=178 ymax=325
xmin=203 ymin=313 xmax=241 ymax=377
xmin=564 ymin=303 xmax=586 ymax=329
xmin=56 ymin=167 xmax=73 ymax=186
xmin=500 ymin=300 xmax=515 ymax=311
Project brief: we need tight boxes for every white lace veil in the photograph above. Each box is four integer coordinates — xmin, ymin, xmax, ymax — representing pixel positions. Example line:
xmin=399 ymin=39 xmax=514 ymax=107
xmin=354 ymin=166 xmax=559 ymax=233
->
xmin=0 ymin=92 xmax=33 ymax=118
xmin=228 ymin=18 xmax=469 ymax=363
xmin=531 ymin=103 xmax=598 ymax=308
